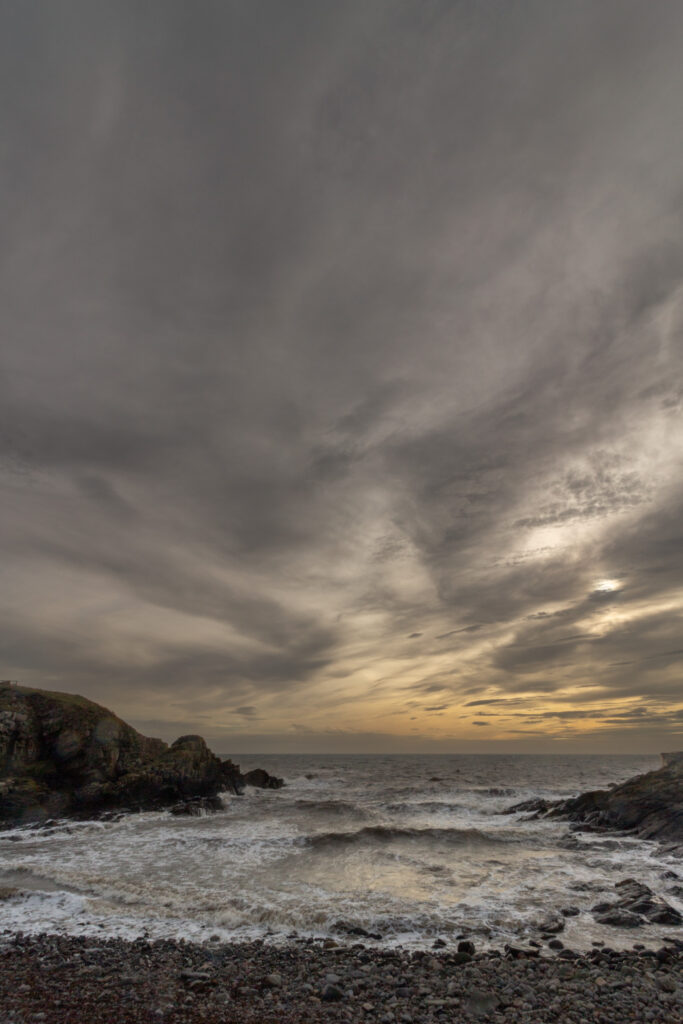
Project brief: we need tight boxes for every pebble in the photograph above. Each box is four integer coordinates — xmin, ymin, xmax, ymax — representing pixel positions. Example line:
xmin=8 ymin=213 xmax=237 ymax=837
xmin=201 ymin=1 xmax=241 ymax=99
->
xmin=0 ymin=932 xmax=681 ymax=1023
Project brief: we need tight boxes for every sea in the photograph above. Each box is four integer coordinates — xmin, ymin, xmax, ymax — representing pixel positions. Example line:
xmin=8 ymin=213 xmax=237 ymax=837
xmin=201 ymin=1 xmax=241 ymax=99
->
xmin=1 ymin=754 xmax=681 ymax=951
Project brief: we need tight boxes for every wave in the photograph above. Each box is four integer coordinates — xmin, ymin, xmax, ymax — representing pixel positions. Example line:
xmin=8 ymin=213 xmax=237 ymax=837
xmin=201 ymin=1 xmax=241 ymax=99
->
xmin=291 ymin=799 xmax=366 ymax=817
xmin=465 ymin=787 xmax=517 ymax=797
xmin=305 ymin=825 xmax=510 ymax=849
xmin=384 ymin=801 xmax=467 ymax=814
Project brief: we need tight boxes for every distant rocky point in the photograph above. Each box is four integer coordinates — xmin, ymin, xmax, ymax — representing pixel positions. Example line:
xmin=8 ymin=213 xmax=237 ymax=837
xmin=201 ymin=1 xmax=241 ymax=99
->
xmin=0 ymin=682 xmax=282 ymax=826
xmin=508 ymin=751 xmax=683 ymax=848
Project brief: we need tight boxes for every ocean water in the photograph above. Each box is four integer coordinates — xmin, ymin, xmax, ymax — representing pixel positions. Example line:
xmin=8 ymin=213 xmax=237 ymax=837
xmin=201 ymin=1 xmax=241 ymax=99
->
xmin=1 ymin=753 xmax=681 ymax=950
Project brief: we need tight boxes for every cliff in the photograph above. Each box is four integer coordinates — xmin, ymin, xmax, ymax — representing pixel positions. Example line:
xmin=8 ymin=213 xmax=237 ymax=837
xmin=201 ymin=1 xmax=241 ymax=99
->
xmin=0 ymin=683 xmax=278 ymax=825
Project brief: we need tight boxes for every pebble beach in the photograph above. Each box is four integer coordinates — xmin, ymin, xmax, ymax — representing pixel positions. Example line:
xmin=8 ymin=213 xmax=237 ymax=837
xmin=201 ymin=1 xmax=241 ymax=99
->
xmin=1 ymin=932 xmax=681 ymax=1024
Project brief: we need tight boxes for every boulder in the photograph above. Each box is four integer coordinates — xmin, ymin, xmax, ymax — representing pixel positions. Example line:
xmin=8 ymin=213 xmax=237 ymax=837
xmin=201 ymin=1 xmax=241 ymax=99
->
xmin=243 ymin=768 xmax=284 ymax=789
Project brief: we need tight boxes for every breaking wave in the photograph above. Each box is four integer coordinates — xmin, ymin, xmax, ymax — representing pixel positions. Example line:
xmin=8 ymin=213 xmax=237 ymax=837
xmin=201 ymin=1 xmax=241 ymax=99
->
xmin=291 ymin=799 xmax=367 ymax=817
xmin=305 ymin=825 xmax=509 ymax=849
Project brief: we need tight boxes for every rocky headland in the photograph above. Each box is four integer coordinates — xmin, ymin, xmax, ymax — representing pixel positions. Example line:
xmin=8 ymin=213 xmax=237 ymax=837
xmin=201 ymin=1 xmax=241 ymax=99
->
xmin=0 ymin=682 xmax=282 ymax=826
xmin=554 ymin=751 xmax=683 ymax=848
xmin=508 ymin=751 xmax=683 ymax=849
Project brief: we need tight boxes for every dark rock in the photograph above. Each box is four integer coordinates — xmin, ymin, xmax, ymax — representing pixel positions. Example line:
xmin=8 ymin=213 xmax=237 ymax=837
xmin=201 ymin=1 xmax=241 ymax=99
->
xmin=504 ymin=944 xmax=539 ymax=959
xmin=593 ymin=879 xmax=683 ymax=928
xmin=537 ymin=914 xmax=565 ymax=934
xmin=595 ymin=909 xmax=643 ymax=927
xmin=457 ymin=940 xmax=476 ymax=955
xmin=243 ymin=768 xmax=284 ymax=790
xmin=451 ymin=951 xmax=472 ymax=964
xmin=169 ymin=796 xmax=225 ymax=816
xmin=321 ymin=983 xmax=344 ymax=1001
xmin=504 ymin=797 xmax=551 ymax=816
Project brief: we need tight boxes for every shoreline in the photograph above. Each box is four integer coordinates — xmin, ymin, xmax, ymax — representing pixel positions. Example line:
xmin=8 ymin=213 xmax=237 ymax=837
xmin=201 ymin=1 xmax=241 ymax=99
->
xmin=1 ymin=931 xmax=681 ymax=1024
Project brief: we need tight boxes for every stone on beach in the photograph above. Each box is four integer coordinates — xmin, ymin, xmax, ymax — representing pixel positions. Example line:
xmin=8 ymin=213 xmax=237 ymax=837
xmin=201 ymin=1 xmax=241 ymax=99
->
xmin=1 ymin=933 xmax=682 ymax=1024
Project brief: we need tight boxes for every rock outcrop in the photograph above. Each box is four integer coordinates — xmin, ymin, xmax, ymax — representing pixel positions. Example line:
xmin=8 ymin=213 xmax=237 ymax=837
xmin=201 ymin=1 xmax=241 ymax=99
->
xmin=591 ymin=879 xmax=682 ymax=927
xmin=0 ymin=683 xmax=249 ymax=825
xmin=552 ymin=752 xmax=683 ymax=845
xmin=507 ymin=752 xmax=683 ymax=847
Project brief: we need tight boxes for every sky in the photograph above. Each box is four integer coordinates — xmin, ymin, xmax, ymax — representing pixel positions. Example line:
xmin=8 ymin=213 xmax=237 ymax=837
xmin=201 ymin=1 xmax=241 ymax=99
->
xmin=1 ymin=1 xmax=682 ymax=754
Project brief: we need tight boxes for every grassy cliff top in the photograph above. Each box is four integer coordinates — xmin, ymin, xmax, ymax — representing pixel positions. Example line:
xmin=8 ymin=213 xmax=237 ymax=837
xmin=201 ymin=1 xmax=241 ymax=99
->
xmin=0 ymin=683 xmax=122 ymax=721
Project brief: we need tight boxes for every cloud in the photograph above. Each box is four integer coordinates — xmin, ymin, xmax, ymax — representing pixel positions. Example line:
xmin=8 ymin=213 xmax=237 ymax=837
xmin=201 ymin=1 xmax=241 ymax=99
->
xmin=1 ymin=1 xmax=682 ymax=750
xmin=465 ymin=698 xmax=533 ymax=708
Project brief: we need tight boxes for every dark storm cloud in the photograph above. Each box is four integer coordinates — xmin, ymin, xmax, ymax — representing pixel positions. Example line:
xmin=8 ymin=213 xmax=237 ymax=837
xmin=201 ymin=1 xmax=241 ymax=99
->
xmin=1 ymin=1 xmax=683 ymax=749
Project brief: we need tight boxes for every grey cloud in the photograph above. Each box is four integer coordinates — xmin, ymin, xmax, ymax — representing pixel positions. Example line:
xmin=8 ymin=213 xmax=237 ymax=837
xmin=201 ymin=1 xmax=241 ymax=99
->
xmin=1 ymin=1 xmax=682 ymax=749
xmin=514 ymin=454 xmax=650 ymax=530
xmin=231 ymin=706 xmax=258 ymax=718
xmin=464 ymin=698 xmax=533 ymax=708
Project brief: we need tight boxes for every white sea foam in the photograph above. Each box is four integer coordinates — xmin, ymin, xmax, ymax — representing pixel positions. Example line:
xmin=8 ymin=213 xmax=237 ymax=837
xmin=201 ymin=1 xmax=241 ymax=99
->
xmin=1 ymin=753 xmax=680 ymax=949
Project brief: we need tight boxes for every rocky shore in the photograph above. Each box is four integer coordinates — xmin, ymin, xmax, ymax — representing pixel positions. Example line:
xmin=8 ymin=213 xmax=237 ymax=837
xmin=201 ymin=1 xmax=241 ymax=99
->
xmin=555 ymin=751 xmax=683 ymax=847
xmin=507 ymin=751 xmax=683 ymax=850
xmin=1 ymin=933 xmax=681 ymax=1024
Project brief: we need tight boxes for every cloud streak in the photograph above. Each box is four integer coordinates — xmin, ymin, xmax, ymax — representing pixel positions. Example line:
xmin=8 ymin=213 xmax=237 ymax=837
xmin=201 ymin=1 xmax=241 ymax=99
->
xmin=1 ymin=0 xmax=682 ymax=751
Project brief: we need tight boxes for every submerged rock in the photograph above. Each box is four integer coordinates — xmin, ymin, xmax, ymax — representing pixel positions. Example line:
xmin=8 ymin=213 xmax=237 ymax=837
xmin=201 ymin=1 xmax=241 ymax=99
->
xmin=0 ymin=683 xmax=275 ymax=825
